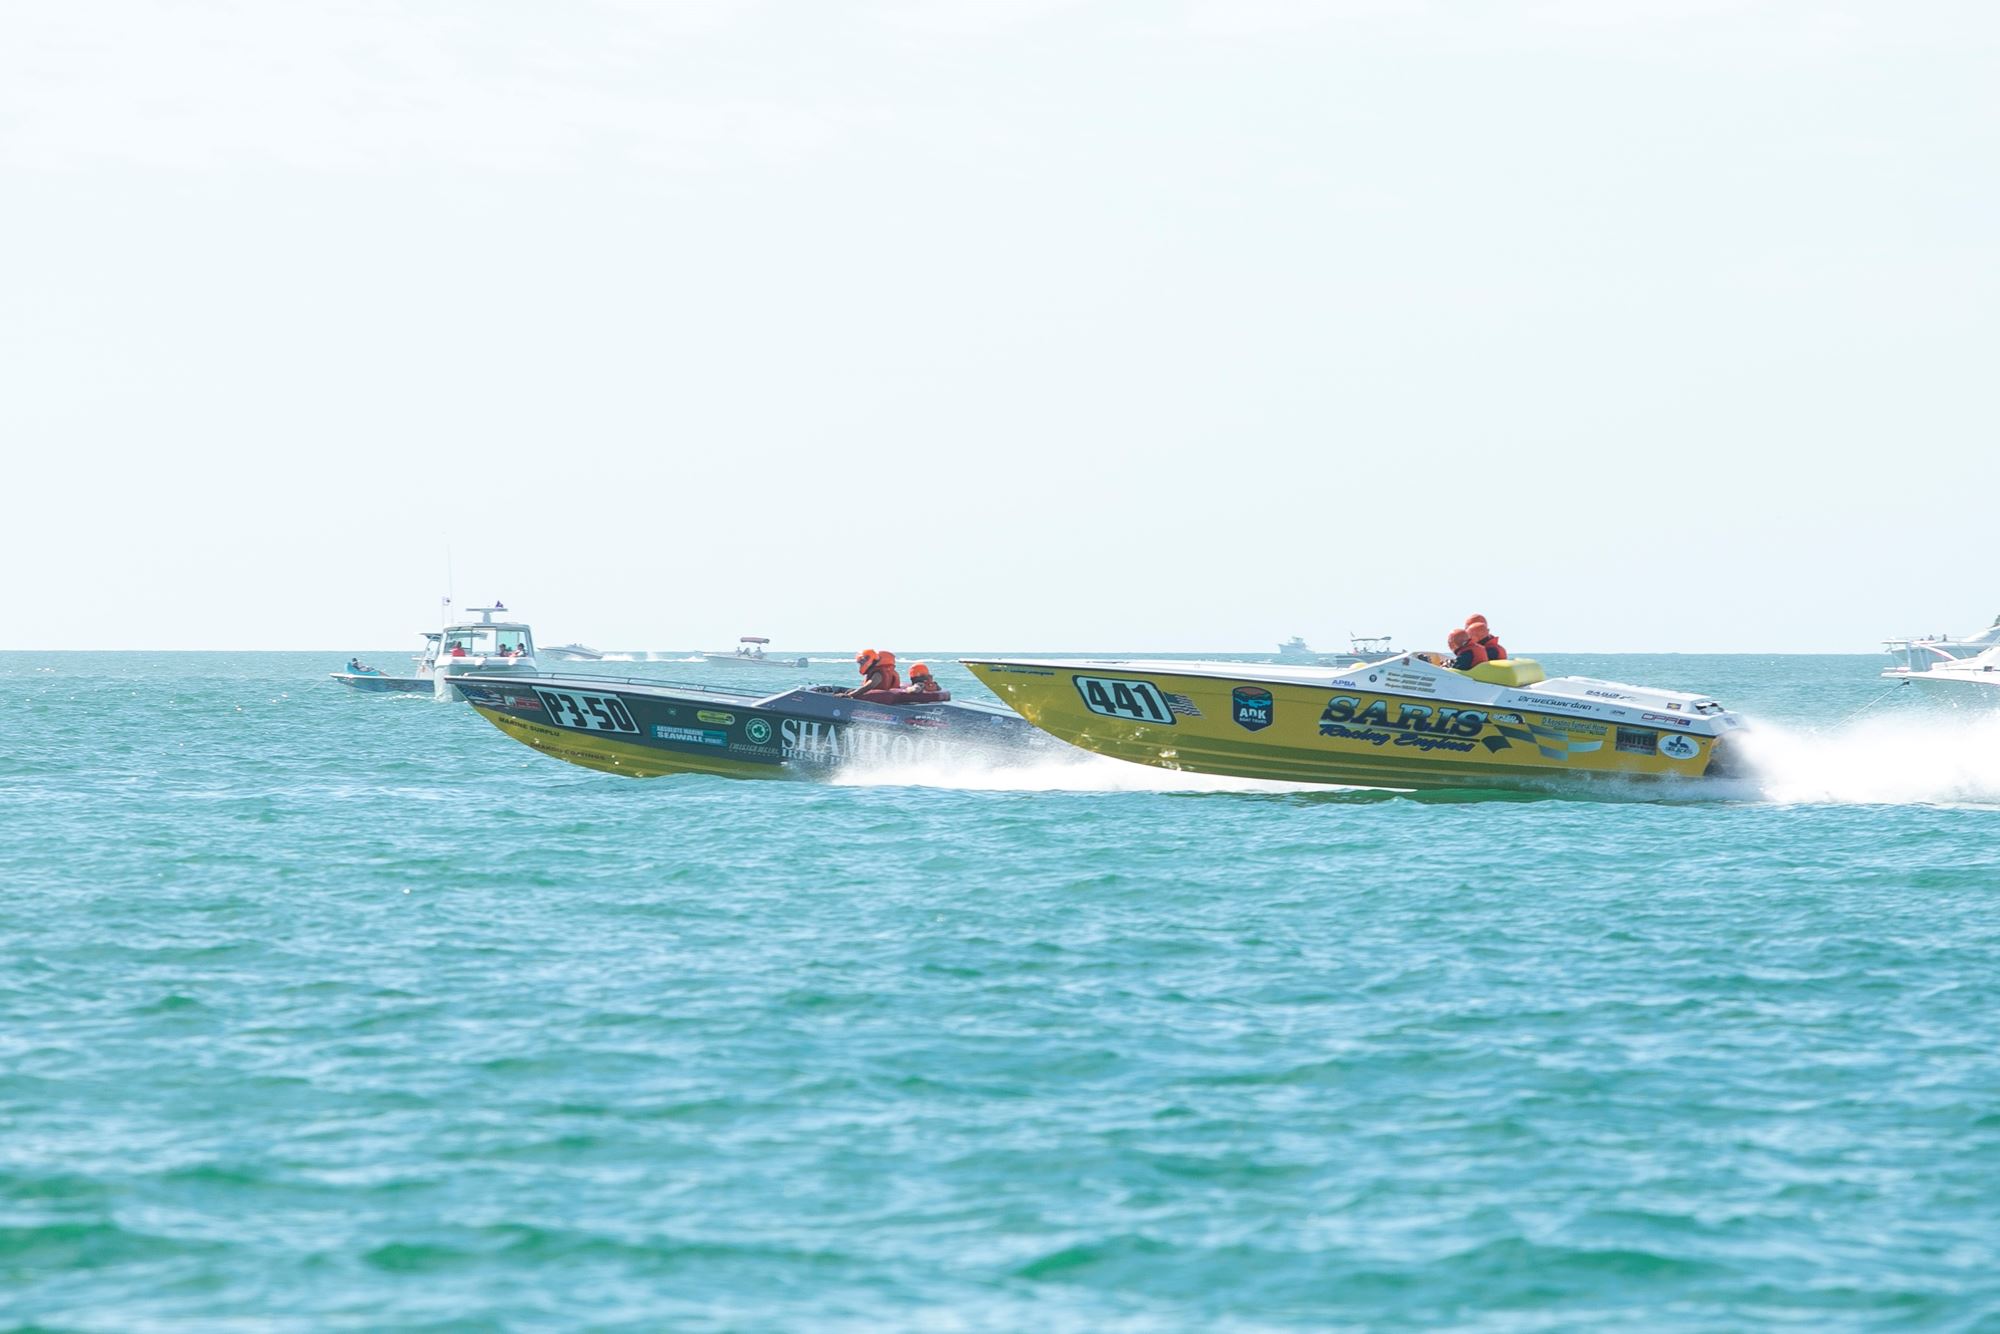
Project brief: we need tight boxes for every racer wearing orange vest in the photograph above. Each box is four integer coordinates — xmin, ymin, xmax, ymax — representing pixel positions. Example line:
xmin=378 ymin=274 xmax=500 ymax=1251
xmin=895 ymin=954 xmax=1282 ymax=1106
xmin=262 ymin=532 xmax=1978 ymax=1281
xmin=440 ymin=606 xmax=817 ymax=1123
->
xmin=1465 ymin=614 xmax=1506 ymax=661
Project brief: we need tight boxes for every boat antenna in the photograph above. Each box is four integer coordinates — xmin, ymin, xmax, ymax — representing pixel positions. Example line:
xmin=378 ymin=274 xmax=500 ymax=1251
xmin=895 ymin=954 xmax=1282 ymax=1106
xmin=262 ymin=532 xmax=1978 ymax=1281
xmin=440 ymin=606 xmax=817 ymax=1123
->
xmin=443 ymin=544 xmax=455 ymax=627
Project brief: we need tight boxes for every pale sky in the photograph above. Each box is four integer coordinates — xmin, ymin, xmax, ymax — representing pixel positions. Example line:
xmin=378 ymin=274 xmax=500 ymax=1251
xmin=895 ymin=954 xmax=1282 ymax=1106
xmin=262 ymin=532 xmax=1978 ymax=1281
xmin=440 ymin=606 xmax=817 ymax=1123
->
xmin=4 ymin=0 xmax=1994 ymax=652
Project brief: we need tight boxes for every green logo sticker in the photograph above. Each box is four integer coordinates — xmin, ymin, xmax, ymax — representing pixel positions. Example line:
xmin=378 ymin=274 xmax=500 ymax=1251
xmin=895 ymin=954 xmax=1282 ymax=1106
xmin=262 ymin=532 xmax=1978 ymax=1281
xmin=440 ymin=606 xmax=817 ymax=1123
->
xmin=745 ymin=718 xmax=772 ymax=745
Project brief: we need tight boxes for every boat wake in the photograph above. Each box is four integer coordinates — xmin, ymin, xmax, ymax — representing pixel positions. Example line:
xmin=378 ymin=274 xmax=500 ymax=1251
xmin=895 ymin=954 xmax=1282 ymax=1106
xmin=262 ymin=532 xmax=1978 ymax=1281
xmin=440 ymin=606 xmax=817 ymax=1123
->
xmin=829 ymin=711 xmax=2000 ymax=807
xmin=830 ymin=753 xmax=1319 ymax=795
xmin=1728 ymin=708 xmax=2000 ymax=807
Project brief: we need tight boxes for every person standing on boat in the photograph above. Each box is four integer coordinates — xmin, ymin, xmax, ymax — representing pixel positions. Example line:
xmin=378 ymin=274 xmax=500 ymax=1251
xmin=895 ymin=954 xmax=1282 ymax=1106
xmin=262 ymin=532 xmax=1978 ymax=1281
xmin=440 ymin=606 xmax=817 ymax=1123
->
xmin=1465 ymin=614 xmax=1506 ymax=661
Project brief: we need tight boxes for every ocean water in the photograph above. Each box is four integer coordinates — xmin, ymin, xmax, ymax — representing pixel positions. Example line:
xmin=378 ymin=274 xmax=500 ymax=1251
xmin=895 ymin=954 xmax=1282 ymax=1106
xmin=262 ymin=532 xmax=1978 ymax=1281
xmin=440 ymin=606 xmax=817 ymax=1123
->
xmin=4 ymin=651 xmax=1999 ymax=1331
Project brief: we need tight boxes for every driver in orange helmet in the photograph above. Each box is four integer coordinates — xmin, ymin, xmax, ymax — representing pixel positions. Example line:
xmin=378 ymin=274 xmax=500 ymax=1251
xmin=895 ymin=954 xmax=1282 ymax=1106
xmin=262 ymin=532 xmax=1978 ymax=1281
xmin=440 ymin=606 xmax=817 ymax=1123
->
xmin=847 ymin=649 xmax=902 ymax=697
xmin=1465 ymin=615 xmax=1507 ymax=661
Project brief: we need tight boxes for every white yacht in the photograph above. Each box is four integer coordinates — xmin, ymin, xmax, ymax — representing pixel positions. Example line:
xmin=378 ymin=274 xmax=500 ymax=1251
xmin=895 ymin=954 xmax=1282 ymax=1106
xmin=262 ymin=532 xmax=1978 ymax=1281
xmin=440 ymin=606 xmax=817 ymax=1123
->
xmin=333 ymin=603 xmax=543 ymax=695
xmin=1882 ymin=613 xmax=2000 ymax=702
xmin=1882 ymin=643 xmax=2000 ymax=702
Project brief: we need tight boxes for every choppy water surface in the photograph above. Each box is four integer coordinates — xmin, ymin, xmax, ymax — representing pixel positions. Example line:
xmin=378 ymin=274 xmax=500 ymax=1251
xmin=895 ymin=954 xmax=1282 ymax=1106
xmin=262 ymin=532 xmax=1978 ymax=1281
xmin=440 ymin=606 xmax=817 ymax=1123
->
xmin=4 ymin=652 xmax=1999 ymax=1330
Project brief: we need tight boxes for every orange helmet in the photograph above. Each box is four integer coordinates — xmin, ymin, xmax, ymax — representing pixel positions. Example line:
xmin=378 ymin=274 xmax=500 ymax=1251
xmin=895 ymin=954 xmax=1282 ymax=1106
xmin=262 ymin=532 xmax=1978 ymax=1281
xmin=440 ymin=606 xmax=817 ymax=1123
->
xmin=1447 ymin=629 xmax=1471 ymax=649
xmin=1465 ymin=614 xmax=1489 ymax=630
xmin=910 ymin=662 xmax=932 ymax=678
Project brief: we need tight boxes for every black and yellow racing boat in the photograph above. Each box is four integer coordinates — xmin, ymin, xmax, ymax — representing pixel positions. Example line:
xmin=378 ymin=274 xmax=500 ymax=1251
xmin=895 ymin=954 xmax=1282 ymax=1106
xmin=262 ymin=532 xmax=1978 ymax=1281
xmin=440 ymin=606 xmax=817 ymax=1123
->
xmin=454 ymin=672 xmax=1056 ymax=779
xmin=961 ymin=654 xmax=1750 ymax=793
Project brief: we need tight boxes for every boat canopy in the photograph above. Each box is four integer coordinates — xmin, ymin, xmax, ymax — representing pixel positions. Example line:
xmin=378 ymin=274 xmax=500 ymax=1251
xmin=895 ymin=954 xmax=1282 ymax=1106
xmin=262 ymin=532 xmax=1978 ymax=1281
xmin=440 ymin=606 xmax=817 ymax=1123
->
xmin=440 ymin=606 xmax=535 ymax=658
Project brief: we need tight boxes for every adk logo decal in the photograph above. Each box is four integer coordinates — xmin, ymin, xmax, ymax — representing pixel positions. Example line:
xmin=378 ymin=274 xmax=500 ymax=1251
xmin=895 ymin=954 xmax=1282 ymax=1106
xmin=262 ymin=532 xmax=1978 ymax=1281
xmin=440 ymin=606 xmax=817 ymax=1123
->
xmin=744 ymin=718 xmax=773 ymax=745
xmin=1232 ymin=686 xmax=1273 ymax=732
xmin=1659 ymin=732 xmax=1700 ymax=761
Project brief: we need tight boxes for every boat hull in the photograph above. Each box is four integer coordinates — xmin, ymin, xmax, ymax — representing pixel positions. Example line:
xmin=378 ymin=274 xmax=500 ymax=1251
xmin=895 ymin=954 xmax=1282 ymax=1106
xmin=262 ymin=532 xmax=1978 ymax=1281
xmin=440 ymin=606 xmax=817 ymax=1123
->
xmin=331 ymin=672 xmax=435 ymax=694
xmin=963 ymin=659 xmax=1742 ymax=792
xmin=455 ymin=674 xmax=1054 ymax=780
xmin=1885 ymin=672 xmax=2000 ymax=706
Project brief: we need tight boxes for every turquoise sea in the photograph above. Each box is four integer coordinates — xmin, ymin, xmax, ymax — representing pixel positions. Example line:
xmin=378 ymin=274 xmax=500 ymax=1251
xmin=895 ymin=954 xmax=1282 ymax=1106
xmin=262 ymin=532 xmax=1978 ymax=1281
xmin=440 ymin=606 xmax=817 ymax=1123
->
xmin=5 ymin=651 xmax=1999 ymax=1331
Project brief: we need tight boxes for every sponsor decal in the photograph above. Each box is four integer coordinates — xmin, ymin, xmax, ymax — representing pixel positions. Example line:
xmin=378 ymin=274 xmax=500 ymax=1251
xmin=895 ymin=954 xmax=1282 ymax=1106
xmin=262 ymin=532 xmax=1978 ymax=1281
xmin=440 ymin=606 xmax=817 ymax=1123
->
xmin=745 ymin=718 xmax=773 ymax=745
xmin=1231 ymin=686 xmax=1273 ymax=732
xmin=1659 ymin=733 xmax=1700 ymax=761
xmin=1381 ymin=670 xmax=1437 ymax=695
xmin=1641 ymin=712 xmax=1692 ymax=727
xmin=506 ymin=693 xmax=544 ymax=712
xmin=697 ymin=710 xmax=735 ymax=725
xmin=1318 ymin=695 xmax=1605 ymax=762
xmin=653 ymin=725 xmax=727 ymax=747
xmin=778 ymin=718 xmax=955 ymax=767
xmin=534 ymin=687 xmax=639 ymax=734
xmin=986 ymin=665 xmax=1056 ymax=676
xmin=1615 ymin=728 xmax=1658 ymax=755
xmin=1515 ymin=695 xmax=1596 ymax=713
xmin=1585 ymin=689 xmax=1634 ymax=701
xmin=1318 ymin=696 xmax=1488 ymax=754
xmin=1161 ymin=691 xmax=1203 ymax=719
xmin=1666 ymin=702 xmax=1683 ymax=711
xmin=1073 ymin=676 xmax=1176 ymax=726
xmin=1543 ymin=717 xmax=1608 ymax=738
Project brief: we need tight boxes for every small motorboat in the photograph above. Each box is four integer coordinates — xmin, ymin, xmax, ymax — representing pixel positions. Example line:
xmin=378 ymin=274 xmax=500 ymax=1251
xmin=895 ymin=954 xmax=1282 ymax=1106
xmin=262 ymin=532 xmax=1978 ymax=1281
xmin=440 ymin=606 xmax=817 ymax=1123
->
xmin=331 ymin=644 xmax=438 ymax=694
xmin=543 ymin=643 xmax=606 ymax=662
xmin=962 ymin=650 xmax=1749 ymax=793
xmin=454 ymin=672 xmax=1057 ymax=779
xmin=331 ymin=604 xmax=543 ymax=696
xmin=701 ymin=636 xmax=808 ymax=668
xmin=1275 ymin=634 xmax=1404 ymax=665
xmin=1880 ymin=642 xmax=2000 ymax=703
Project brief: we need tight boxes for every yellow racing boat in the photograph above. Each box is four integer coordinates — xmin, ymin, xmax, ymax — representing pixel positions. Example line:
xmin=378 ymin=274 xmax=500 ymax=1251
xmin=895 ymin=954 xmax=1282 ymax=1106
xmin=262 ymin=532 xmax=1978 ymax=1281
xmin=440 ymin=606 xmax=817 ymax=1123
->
xmin=962 ymin=654 xmax=1749 ymax=793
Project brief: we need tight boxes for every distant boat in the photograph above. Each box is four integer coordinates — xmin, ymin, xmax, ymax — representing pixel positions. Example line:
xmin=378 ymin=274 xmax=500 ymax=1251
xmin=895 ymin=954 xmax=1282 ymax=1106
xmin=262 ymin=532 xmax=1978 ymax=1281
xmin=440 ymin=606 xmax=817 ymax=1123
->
xmin=1883 ymin=613 xmax=2000 ymax=675
xmin=701 ymin=636 xmax=808 ymax=668
xmin=1880 ymin=642 xmax=2000 ymax=703
xmin=1274 ymin=634 xmax=1404 ymax=666
xmin=1882 ymin=611 xmax=2000 ymax=703
xmin=332 ymin=604 xmax=543 ymax=695
xmin=543 ymin=643 xmax=606 ymax=661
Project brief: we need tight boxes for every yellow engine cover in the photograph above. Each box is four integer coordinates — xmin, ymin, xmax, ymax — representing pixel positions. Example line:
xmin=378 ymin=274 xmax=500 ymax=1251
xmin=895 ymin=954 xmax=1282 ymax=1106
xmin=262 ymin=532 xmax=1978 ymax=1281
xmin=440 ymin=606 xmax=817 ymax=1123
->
xmin=1465 ymin=658 xmax=1546 ymax=687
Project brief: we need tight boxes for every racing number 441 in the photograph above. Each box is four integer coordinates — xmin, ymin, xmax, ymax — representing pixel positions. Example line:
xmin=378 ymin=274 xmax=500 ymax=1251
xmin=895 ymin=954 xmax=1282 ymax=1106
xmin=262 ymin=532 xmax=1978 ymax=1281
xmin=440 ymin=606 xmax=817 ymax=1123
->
xmin=1073 ymin=676 xmax=1175 ymax=725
